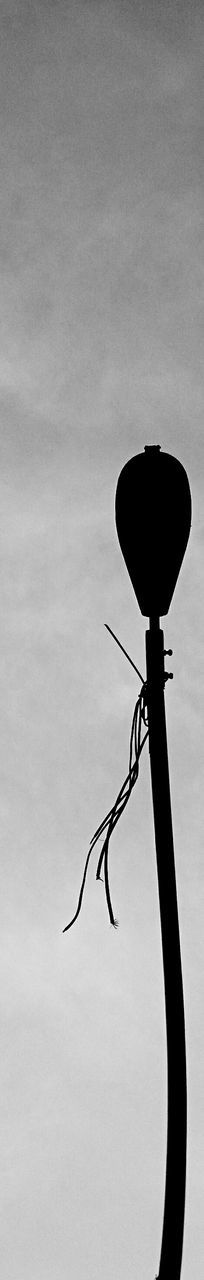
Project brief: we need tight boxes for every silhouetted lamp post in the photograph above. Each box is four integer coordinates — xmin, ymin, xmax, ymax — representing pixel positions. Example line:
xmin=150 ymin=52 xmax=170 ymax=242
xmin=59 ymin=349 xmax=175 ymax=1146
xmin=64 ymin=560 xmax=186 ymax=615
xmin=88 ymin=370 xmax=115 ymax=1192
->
xmin=115 ymin=445 xmax=192 ymax=1280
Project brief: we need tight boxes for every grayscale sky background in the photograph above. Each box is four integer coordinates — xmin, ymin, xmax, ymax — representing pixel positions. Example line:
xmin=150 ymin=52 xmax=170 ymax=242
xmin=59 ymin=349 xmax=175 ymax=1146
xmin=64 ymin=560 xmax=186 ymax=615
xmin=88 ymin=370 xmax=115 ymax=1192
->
xmin=1 ymin=1 xmax=204 ymax=1276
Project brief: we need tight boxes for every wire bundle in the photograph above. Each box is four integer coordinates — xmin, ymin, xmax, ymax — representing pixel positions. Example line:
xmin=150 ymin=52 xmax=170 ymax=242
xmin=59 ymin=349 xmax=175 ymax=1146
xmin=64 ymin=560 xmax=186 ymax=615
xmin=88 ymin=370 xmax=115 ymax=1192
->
xmin=63 ymin=681 xmax=149 ymax=934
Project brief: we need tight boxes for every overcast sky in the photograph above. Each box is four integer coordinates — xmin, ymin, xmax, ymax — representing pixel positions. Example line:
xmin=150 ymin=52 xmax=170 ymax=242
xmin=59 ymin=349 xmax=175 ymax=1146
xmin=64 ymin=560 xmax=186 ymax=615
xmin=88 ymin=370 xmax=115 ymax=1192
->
xmin=0 ymin=1 xmax=204 ymax=1277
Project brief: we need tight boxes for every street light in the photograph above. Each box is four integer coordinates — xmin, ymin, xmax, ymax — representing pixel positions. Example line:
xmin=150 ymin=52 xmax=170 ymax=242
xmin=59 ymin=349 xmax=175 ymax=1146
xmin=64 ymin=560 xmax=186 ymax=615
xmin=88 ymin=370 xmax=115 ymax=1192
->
xmin=63 ymin=442 xmax=192 ymax=1280
xmin=116 ymin=444 xmax=192 ymax=1280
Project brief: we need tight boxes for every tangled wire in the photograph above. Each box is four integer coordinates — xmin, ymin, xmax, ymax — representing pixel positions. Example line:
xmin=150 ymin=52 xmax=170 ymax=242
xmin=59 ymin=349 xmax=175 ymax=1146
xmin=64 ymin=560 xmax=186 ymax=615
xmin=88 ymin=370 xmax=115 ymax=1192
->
xmin=63 ymin=668 xmax=149 ymax=934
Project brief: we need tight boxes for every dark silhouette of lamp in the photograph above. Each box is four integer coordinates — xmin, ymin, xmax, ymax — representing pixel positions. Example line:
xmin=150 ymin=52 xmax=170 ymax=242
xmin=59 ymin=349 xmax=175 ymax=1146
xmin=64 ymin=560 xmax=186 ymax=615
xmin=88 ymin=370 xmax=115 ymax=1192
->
xmin=115 ymin=444 xmax=191 ymax=621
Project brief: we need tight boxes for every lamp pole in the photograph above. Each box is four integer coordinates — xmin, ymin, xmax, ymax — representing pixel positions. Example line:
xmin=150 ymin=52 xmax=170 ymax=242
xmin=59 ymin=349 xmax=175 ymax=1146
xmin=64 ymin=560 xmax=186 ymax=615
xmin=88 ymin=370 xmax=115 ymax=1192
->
xmin=115 ymin=445 xmax=192 ymax=1279
xmin=146 ymin=618 xmax=186 ymax=1279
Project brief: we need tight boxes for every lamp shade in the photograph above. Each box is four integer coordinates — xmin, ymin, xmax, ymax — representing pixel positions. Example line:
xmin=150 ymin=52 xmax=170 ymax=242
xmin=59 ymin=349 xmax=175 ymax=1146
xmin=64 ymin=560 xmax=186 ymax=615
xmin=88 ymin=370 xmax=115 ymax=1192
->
xmin=115 ymin=446 xmax=192 ymax=617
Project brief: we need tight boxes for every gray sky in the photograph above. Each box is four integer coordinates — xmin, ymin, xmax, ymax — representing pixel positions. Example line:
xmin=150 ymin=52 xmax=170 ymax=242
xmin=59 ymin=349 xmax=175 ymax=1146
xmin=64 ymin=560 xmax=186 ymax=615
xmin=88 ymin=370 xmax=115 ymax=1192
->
xmin=0 ymin=1 xmax=204 ymax=1276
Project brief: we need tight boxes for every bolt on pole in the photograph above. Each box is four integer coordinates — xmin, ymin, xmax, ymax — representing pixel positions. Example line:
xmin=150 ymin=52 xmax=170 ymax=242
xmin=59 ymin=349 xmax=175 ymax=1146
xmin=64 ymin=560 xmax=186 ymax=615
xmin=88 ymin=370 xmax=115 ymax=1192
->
xmin=115 ymin=445 xmax=192 ymax=1280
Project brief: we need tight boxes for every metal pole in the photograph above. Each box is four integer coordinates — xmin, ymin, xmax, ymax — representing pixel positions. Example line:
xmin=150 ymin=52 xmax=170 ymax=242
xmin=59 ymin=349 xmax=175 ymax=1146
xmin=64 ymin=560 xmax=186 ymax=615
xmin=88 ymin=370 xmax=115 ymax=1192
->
xmin=146 ymin=618 xmax=187 ymax=1280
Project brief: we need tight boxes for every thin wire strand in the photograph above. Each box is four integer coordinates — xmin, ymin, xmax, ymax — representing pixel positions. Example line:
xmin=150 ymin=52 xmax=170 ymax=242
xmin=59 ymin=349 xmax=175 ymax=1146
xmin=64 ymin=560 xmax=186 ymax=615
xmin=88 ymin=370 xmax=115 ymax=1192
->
xmin=105 ymin=624 xmax=144 ymax=683
xmin=96 ymin=731 xmax=148 ymax=927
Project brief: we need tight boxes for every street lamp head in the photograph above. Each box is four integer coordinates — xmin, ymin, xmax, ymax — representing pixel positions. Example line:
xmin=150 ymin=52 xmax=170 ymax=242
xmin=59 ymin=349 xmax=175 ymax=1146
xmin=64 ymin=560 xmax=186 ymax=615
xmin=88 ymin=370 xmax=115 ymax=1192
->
xmin=115 ymin=446 xmax=192 ymax=619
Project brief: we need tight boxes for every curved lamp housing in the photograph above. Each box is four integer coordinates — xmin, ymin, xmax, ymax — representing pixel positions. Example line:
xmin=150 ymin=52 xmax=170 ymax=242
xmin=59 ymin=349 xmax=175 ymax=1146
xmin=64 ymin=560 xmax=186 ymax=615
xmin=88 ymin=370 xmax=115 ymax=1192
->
xmin=115 ymin=445 xmax=192 ymax=617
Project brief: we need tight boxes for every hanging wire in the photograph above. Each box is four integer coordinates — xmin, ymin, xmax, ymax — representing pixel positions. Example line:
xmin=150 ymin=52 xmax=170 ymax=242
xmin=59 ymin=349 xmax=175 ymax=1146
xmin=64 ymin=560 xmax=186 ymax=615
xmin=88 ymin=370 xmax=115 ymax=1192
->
xmin=63 ymin=652 xmax=149 ymax=934
xmin=105 ymin=622 xmax=143 ymax=686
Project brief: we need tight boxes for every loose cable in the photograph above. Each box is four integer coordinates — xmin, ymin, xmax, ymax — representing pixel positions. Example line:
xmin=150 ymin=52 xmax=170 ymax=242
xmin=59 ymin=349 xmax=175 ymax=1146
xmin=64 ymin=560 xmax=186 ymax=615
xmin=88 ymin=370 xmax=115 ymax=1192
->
xmin=63 ymin=661 xmax=149 ymax=933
